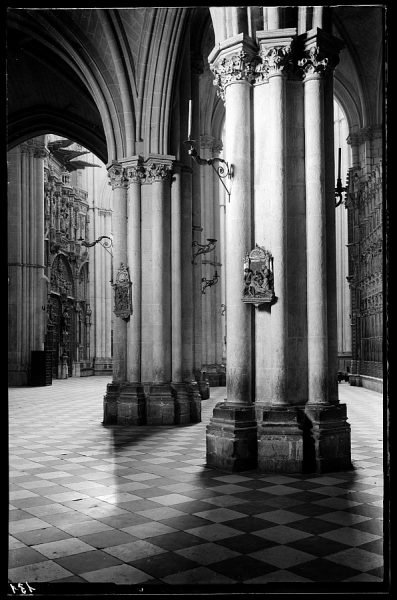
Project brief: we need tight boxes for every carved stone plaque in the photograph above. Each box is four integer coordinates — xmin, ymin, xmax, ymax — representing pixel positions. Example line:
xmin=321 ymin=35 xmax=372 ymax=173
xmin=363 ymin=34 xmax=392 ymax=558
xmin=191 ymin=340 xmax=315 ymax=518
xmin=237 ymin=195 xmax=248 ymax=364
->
xmin=113 ymin=263 xmax=133 ymax=321
xmin=242 ymin=245 xmax=275 ymax=306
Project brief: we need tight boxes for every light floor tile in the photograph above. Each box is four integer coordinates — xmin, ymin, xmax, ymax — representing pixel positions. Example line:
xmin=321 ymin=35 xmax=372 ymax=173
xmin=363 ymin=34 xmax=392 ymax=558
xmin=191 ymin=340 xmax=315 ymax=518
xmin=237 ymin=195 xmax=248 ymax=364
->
xmin=250 ymin=545 xmax=316 ymax=569
xmin=32 ymin=538 xmax=95 ymax=559
xmin=80 ymin=563 xmax=153 ymax=583
xmin=8 ymin=560 xmax=73 ymax=583
xmin=103 ymin=540 xmax=166 ymax=561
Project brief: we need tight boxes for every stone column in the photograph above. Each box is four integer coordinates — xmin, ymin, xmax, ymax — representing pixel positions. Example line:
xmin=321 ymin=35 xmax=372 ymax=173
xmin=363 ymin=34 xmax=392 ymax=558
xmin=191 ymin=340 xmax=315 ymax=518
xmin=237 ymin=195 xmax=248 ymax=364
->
xmin=181 ymin=165 xmax=202 ymax=421
xmin=145 ymin=158 xmax=175 ymax=425
xmin=254 ymin=30 xmax=306 ymax=472
xmin=170 ymin=162 xmax=191 ymax=423
xmin=103 ymin=162 xmax=129 ymax=423
xmin=116 ymin=159 xmax=146 ymax=424
xmin=8 ymin=139 xmax=47 ymax=386
xmin=206 ymin=35 xmax=258 ymax=471
xmin=300 ymin=30 xmax=351 ymax=472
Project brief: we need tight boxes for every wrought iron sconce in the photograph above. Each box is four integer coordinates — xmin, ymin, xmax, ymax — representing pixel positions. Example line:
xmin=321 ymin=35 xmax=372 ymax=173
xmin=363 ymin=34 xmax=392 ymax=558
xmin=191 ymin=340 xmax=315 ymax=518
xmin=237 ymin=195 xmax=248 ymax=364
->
xmin=192 ymin=238 xmax=217 ymax=264
xmin=79 ymin=235 xmax=113 ymax=252
xmin=201 ymin=271 xmax=219 ymax=294
xmin=184 ymin=139 xmax=232 ymax=199
xmin=335 ymin=147 xmax=347 ymax=207
xmin=220 ymin=303 xmax=226 ymax=316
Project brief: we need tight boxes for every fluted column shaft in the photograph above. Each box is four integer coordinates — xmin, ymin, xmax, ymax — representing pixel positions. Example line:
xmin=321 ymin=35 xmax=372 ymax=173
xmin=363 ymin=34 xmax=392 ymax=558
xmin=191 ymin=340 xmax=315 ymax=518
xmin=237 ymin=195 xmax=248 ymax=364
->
xmin=108 ymin=163 xmax=128 ymax=383
xmin=125 ymin=162 xmax=143 ymax=383
xmin=304 ymin=73 xmax=329 ymax=404
xmin=151 ymin=166 xmax=172 ymax=384
xmin=224 ymin=78 xmax=253 ymax=404
xmin=171 ymin=164 xmax=183 ymax=382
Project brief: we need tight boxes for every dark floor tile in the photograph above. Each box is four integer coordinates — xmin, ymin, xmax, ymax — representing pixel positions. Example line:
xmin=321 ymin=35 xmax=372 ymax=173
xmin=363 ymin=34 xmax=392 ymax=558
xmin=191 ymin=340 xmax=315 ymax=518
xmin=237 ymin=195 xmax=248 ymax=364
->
xmin=367 ymin=566 xmax=384 ymax=578
xmin=100 ymin=513 xmax=151 ymax=529
xmin=173 ymin=488 xmax=221 ymax=500
xmin=9 ymin=510 xmax=35 ymax=522
xmin=129 ymin=552 xmax=198 ymax=578
xmin=8 ymin=547 xmax=48 ymax=568
xmin=118 ymin=499 xmax=164 ymax=512
xmin=125 ymin=487 xmax=169 ymax=499
xmin=255 ymin=496 xmax=304 ymax=509
xmin=223 ymin=517 xmax=275 ymax=533
xmin=210 ymin=554 xmax=276 ymax=581
xmin=229 ymin=501 xmax=275 ymax=516
xmin=12 ymin=526 xmax=72 ymax=546
xmin=359 ymin=539 xmax=384 ymax=555
xmin=288 ymin=535 xmax=351 ymax=557
xmin=147 ymin=531 xmax=206 ymax=551
xmin=54 ymin=549 xmax=123 ymax=573
xmin=52 ymin=575 xmax=87 ymax=583
xmin=341 ymin=492 xmax=384 ymax=503
xmin=287 ymin=480 xmax=325 ymax=490
xmin=350 ymin=519 xmax=384 ymax=535
xmin=159 ymin=514 xmax=212 ymax=531
xmin=10 ymin=496 xmax=61 ymax=509
xmin=290 ymin=503 xmax=334 ymax=517
xmin=169 ymin=500 xmax=216 ymax=514
xmin=79 ymin=529 xmax=136 ymax=548
xmin=216 ymin=533 xmax=275 ymax=554
xmin=289 ymin=558 xmax=361 ymax=581
xmin=348 ymin=504 xmax=383 ymax=519
xmin=287 ymin=518 xmax=342 ymax=535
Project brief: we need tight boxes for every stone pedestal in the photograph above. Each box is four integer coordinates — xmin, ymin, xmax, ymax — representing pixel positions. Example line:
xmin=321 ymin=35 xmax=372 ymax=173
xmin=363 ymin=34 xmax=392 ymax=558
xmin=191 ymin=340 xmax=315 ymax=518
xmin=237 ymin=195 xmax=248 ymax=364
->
xmin=171 ymin=382 xmax=190 ymax=424
xmin=146 ymin=384 xmax=175 ymax=425
xmin=117 ymin=383 xmax=146 ymax=425
xmin=188 ymin=381 xmax=202 ymax=423
xmin=103 ymin=382 xmax=120 ymax=424
xmin=206 ymin=403 xmax=258 ymax=471
xmin=257 ymin=406 xmax=305 ymax=473
xmin=305 ymin=403 xmax=352 ymax=473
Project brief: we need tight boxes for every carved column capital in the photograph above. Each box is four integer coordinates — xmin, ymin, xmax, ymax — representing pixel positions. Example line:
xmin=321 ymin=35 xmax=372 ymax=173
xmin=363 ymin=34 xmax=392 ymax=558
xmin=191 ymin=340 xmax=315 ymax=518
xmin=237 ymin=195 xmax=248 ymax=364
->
xmin=125 ymin=163 xmax=146 ymax=184
xmin=107 ymin=162 xmax=128 ymax=190
xmin=297 ymin=30 xmax=344 ymax=81
xmin=210 ymin=46 xmax=258 ymax=102
xmin=256 ymin=45 xmax=293 ymax=82
xmin=144 ymin=161 xmax=173 ymax=183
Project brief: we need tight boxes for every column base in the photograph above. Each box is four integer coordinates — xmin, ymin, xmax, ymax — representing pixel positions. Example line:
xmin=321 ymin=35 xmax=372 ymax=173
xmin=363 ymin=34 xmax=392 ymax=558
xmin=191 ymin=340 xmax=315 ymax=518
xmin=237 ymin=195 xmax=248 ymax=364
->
xmin=305 ymin=403 xmax=352 ymax=473
xmin=103 ymin=382 xmax=120 ymax=424
xmin=203 ymin=364 xmax=226 ymax=387
xmin=188 ymin=381 xmax=202 ymax=423
xmin=171 ymin=383 xmax=190 ymax=424
xmin=257 ymin=406 xmax=306 ymax=473
xmin=206 ymin=402 xmax=258 ymax=472
xmin=93 ymin=357 xmax=113 ymax=376
xmin=146 ymin=383 xmax=175 ymax=425
xmin=118 ymin=383 xmax=146 ymax=425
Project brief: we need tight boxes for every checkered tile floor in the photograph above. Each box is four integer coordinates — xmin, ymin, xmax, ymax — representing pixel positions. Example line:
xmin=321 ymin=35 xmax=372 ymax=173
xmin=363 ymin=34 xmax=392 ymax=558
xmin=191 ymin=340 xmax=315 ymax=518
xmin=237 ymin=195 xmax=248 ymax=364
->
xmin=8 ymin=378 xmax=386 ymax=593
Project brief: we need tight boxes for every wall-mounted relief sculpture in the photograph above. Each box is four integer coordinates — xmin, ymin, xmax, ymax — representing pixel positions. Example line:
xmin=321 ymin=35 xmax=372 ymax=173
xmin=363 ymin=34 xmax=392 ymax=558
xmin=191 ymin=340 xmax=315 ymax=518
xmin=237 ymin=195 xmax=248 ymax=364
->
xmin=112 ymin=263 xmax=132 ymax=321
xmin=242 ymin=245 xmax=275 ymax=306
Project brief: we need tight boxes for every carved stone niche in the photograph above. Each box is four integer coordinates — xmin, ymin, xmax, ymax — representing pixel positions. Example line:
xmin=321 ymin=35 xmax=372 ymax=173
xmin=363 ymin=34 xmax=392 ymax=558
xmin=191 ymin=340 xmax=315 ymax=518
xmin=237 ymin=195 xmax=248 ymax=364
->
xmin=242 ymin=245 xmax=275 ymax=306
xmin=112 ymin=263 xmax=133 ymax=322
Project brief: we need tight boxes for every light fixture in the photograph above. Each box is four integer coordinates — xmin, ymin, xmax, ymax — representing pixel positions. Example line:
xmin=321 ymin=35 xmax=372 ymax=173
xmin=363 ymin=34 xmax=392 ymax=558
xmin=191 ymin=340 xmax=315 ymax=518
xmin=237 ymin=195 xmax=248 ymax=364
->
xmin=79 ymin=235 xmax=113 ymax=253
xmin=335 ymin=147 xmax=347 ymax=207
xmin=201 ymin=271 xmax=219 ymax=294
xmin=192 ymin=238 xmax=217 ymax=264
xmin=184 ymin=140 xmax=232 ymax=198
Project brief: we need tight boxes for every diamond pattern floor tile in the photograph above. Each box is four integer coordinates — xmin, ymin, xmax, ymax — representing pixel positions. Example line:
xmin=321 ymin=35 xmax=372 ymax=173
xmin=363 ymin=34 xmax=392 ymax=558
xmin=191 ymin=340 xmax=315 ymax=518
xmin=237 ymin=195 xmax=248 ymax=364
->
xmin=8 ymin=378 xmax=385 ymax=590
